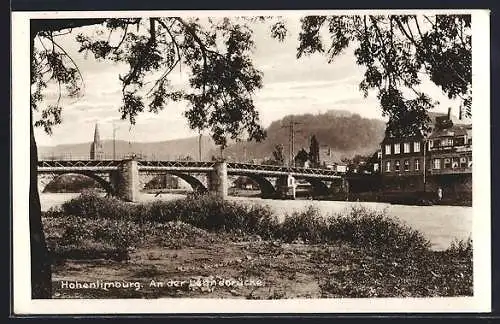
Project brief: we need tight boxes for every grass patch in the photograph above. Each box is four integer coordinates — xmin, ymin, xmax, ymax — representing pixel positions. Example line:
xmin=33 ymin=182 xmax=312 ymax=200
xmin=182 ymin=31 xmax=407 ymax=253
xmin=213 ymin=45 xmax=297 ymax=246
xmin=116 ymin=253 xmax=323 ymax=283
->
xmin=52 ymin=192 xmax=440 ymax=256
xmin=44 ymin=192 xmax=472 ymax=297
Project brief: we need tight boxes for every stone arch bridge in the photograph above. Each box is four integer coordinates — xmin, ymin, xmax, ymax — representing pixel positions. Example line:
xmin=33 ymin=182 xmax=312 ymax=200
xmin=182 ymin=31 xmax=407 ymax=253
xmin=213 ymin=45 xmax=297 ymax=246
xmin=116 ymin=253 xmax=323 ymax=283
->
xmin=37 ymin=159 xmax=348 ymax=202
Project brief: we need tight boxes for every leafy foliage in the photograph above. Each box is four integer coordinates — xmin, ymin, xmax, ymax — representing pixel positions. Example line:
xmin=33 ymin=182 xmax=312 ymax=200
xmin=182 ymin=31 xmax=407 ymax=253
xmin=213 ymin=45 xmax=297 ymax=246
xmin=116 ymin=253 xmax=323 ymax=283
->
xmin=262 ymin=144 xmax=286 ymax=165
xmin=309 ymin=135 xmax=320 ymax=167
xmin=32 ymin=14 xmax=471 ymax=144
xmin=31 ymin=17 xmax=284 ymax=147
xmin=295 ymin=14 xmax=472 ymax=136
xmin=294 ymin=148 xmax=309 ymax=167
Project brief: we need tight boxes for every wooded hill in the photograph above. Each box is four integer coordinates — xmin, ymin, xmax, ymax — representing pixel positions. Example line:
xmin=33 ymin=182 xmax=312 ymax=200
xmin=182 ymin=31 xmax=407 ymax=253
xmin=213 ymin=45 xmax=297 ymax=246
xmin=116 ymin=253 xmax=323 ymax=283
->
xmin=218 ymin=110 xmax=386 ymax=163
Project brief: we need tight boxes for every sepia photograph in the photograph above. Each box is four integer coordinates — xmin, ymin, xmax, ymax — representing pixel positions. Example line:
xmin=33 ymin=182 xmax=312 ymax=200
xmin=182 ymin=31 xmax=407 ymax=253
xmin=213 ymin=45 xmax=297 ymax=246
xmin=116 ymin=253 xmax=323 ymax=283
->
xmin=11 ymin=9 xmax=490 ymax=314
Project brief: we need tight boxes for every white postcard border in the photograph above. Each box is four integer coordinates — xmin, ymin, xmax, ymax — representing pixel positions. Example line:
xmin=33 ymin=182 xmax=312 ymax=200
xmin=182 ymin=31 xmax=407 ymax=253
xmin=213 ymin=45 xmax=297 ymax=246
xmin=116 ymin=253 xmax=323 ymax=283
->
xmin=12 ymin=9 xmax=491 ymax=314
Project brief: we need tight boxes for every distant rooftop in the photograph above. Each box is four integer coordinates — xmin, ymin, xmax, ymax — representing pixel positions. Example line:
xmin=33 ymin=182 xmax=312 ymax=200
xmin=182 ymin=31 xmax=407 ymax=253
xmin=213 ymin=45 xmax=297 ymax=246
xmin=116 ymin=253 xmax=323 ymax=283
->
xmin=427 ymin=111 xmax=472 ymax=126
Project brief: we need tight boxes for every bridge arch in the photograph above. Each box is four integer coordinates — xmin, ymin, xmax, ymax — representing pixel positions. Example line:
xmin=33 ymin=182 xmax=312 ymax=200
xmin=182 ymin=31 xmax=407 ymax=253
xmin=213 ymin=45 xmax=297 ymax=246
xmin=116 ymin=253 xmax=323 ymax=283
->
xmin=140 ymin=172 xmax=208 ymax=193
xmin=302 ymin=177 xmax=331 ymax=198
xmin=243 ymin=175 xmax=276 ymax=198
xmin=170 ymin=172 xmax=208 ymax=192
xmin=230 ymin=174 xmax=276 ymax=198
xmin=39 ymin=171 xmax=115 ymax=195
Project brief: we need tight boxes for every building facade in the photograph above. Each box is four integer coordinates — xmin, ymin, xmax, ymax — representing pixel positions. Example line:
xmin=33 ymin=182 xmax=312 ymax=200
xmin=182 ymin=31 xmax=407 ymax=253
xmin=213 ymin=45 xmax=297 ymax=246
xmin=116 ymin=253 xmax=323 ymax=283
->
xmin=89 ymin=123 xmax=104 ymax=160
xmin=380 ymin=109 xmax=472 ymax=200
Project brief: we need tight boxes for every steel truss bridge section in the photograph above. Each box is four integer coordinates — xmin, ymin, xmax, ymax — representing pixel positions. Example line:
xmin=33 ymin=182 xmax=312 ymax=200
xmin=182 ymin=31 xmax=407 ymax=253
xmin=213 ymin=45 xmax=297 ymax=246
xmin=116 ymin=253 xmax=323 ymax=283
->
xmin=38 ymin=159 xmax=344 ymax=179
xmin=37 ymin=160 xmax=121 ymax=173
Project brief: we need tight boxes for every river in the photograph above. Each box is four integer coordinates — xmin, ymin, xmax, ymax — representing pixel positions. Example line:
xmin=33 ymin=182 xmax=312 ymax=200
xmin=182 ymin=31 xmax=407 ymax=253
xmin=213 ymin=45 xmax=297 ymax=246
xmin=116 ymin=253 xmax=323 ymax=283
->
xmin=40 ymin=192 xmax=472 ymax=251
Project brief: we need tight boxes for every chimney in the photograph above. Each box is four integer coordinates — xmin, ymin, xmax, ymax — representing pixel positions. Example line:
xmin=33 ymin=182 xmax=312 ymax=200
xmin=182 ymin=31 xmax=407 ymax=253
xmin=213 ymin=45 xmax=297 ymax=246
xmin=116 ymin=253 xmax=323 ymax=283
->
xmin=447 ymin=107 xmax=452 ymax=120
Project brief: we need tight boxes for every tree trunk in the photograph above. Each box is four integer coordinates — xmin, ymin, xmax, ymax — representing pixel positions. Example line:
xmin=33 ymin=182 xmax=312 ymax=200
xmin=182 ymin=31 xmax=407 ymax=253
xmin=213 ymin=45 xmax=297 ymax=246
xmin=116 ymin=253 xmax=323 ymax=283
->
xmin=30 ymin=25 xmax=52 ymax=299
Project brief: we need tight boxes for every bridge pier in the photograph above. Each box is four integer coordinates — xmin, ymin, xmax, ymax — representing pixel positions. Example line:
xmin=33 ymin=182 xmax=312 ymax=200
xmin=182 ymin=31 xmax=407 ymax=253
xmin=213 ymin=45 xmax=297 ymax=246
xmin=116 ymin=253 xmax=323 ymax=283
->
xmin=208 ymin=161 xmax=228 ymax=199
xmin=342 ymin=177 xmax=350 ymax=200
xmin=276 ymin=174 xmax=296 ymax=199
xmin=116 ymin=158 xmax=140 ymax=202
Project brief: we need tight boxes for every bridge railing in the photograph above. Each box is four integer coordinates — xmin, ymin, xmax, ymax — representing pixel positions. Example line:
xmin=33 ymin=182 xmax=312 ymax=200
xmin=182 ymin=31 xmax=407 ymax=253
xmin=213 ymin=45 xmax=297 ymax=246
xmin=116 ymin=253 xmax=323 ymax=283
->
xmin=137 ymin=160 xmax=217 ymax=168
xmin=227 ymin=162 xmax=345 ymax=176
xmin=37 ymin=158 xmax=347 ymax=176
xmin=38 ymin=152 xmax=147 ymax=161
xmin=38 ymin=159 xmax=123 ymax=168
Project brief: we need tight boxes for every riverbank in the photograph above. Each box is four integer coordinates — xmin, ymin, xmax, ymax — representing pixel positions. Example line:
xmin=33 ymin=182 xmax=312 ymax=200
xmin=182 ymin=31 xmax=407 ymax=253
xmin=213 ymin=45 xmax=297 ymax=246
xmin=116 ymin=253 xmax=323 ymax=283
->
xmin=40 ymin=192 xmax=472 ymax=251
xmin=44 ymin=192 xmax=472 ymax=299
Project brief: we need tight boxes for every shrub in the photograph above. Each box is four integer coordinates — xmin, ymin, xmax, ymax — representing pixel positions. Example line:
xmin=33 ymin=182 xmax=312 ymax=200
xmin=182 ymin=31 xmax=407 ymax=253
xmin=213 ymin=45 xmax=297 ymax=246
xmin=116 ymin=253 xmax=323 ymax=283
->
xmin=55 ymin=192 xmax=432 ymax=255
xmin=58 ymin=192 xmax=279 ymax=237
xmin=61 ymin=190 xmax=132 ymax=220
xmin=446 ymin=237 xmax=473 ymax=259
xmin=163 ymin=194 xmax=278 ymax=235
xmin=279 ymin=206 xmax=329 ymax=243
xmin=46 ymin=215 xmax=144 ymax=251
xmin=240 ymin=204 xmax=279 ymax=240
xmin=326 ymin=205 xmax=431 ymax=255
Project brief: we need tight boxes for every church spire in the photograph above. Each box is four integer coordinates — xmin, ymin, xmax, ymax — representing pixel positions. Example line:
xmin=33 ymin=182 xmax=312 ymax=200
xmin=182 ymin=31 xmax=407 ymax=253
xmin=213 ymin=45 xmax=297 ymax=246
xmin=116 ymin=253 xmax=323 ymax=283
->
xmin=93 ymin=123 xmax=101 ymax=143
xmin=90 ymin=123 xmax=104 ymax=160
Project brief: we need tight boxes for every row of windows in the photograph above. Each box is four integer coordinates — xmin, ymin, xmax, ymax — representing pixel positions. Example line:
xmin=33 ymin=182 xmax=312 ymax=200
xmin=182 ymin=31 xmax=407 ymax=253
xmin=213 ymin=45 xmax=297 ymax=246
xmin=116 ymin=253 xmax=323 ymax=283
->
xmin=385 ymin=159 xmax=420 ymax=172
xmin=385 ymin=136 xmax=470 ymax=156
xmin=432 ymin=157 xmax=471 ymax=169
xmin=385 ymin=156 xmax=472 ymax=172
xmin=385 ymin=142 xmax=420 ymax=155
xmin=429 ymin=136 xmax=468 ymax=148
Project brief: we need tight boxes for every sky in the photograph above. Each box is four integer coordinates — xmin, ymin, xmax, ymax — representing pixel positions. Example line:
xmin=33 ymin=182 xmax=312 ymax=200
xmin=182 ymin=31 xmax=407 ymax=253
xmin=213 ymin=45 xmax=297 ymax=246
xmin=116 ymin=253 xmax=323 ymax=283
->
xmin=34 ymin=16 xmax=461 ymax=147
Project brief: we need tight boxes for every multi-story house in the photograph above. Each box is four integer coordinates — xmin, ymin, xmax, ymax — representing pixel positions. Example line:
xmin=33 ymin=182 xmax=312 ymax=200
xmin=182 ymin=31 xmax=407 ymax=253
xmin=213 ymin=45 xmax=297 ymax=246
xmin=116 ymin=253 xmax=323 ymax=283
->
xmin=380 ymin=108 xmax=472 ymax=199
xmin=427 ymin=119 xmax=472 ymax=176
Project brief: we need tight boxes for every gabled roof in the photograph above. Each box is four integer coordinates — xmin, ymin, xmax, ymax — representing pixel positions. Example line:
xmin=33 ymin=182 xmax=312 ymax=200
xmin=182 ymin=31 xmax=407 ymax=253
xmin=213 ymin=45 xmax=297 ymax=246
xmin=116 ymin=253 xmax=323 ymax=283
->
xmin=427 ymin=112 xmax=471 ymax=126
xmin=429 ymin=124 xmax=471 ymax=138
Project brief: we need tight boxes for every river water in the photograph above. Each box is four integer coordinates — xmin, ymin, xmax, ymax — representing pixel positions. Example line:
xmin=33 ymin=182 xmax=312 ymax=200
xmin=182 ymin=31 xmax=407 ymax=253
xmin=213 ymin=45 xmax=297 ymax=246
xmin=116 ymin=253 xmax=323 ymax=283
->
xmin=40 ymin=192 xmax=472 ymax=251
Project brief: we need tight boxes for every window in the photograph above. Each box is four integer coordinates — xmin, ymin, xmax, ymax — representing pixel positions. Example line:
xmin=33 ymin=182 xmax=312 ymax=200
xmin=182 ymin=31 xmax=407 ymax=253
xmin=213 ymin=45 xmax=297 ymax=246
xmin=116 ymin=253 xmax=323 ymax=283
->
xmin=452 ymin=158 xmax=459 ymax=169
xmin=454 ymin=136 xmax=465 ymax=146
xmin=444 ymin=158 xmax=451 ymax=169
xmin=413 ymin=142 xmax=421 ymax=153
xmin=460 ymin=157 xmax=467 ymax=168
xmin=395 ymin=160 xmax=400 ymax=172
xmin=403 ymin=142 xmax=410 ymax=153
xmin=433 ymin=158 xmax=441 ymax=169
xmin=415 ymin=159 xmax=420 ymax=171
xmin=385 ymin=144 xmax=391 ymax=155
xmin=441 ymin=138 xmax=453 ymax=147
xmin=385 ymin=161 xmax=391 ymax=172
xmin=429 ymin=140 xmax=434 ymax=149
xmin=404 ymin=160 xmax=410 ymax=171
xmin=468 ymin=156 xmax=472 ymax=168
xmin=394 ymin=143 xmax=401 ymax=154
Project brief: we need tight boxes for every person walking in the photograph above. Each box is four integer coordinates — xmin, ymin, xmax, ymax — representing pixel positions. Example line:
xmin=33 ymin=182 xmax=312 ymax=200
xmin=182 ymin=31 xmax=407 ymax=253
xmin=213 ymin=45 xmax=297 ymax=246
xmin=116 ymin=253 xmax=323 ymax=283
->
xmin=437 ymin=187 xmax=443 ymax=202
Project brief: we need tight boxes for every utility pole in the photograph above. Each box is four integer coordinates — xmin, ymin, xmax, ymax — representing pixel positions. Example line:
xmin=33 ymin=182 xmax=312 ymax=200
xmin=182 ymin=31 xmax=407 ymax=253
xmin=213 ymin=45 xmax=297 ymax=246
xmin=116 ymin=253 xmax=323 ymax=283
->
xmin=112 ymin=122 xmax=118 ymax=160
xmin=198 ymin=131 xmax=202 ymax=161
xmin=423 ymin=138 xmax=427 ymax=193
xmin=282 ymin=116 xmax=301 ymax=166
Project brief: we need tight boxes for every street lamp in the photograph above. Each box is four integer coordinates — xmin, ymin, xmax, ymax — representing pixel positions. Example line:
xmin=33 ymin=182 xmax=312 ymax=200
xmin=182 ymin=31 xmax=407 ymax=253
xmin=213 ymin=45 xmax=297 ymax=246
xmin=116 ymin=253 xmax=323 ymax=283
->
xmin=423 ymin=138 xmax=427 ymax=193
xmin=421 ymin=130 xmax=429 ymax=194
xmin=113 ymin=122 xmax=119 ymax=160
xmin=198 ymin=131 xmax=202 ymax=161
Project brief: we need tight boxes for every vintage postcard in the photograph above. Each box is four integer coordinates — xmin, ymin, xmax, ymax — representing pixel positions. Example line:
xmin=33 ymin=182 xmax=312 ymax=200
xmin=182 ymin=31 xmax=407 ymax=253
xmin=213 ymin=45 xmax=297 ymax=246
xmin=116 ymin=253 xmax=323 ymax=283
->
xmin=12 ymin=9 xmax=491 ymax=314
